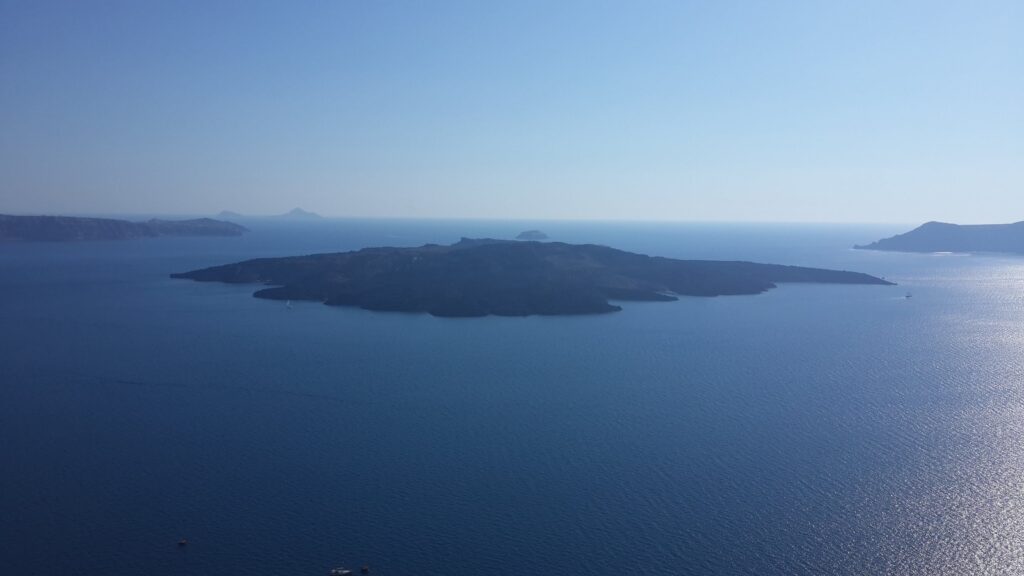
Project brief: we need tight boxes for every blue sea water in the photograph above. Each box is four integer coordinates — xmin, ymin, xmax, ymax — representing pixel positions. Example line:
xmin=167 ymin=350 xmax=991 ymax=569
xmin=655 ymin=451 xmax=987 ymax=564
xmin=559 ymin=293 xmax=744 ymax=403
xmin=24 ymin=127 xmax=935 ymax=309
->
xmin=2 ymin=220 xmax=1024 ymax=575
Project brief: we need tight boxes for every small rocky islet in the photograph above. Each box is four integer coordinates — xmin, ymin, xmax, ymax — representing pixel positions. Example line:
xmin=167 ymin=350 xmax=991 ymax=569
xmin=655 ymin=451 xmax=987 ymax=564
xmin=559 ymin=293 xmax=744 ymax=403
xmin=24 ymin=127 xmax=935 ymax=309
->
xmin=516 ymin=230 xmax=549 ymax=240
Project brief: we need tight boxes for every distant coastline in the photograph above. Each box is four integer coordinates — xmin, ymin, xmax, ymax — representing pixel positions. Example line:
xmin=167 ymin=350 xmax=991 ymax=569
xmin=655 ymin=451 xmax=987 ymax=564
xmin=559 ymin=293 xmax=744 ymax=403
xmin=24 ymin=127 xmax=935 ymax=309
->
xmin=0 ymin=214 xmax=247 ymax=242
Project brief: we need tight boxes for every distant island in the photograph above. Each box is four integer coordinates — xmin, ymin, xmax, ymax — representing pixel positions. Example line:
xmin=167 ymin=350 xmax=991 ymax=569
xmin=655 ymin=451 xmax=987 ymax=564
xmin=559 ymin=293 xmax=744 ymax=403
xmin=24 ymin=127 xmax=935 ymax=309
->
xmin=0 ymin=214 xmax=247 ymax=242
xmin=280 ymin=207 xmax=322 ymax=220
xmin=215 ymin=207 xmax=323 ymax=220
xmin=172 ymin=238 xmax=893 ymax=317
xmin=516 ymin=230 xmax=549 ymax=240
xmin=855 ymin=221 xmax=1024 ymax=254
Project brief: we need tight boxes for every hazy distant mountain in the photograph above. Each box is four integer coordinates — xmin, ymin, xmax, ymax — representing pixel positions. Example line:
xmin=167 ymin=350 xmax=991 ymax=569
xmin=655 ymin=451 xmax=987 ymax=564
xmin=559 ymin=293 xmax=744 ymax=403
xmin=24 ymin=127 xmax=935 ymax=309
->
xmin=173 ymin=237 xmax=893 ymax=317
xmin=855 ymin=221 xmax=1024 ymax=254
xmin=215 ymin=208 xmax=323 ymax=220
xmin=0 ymin=215 xmax=247 ymax=242
xmin=278 ymin=207 xmax=322 ymax=220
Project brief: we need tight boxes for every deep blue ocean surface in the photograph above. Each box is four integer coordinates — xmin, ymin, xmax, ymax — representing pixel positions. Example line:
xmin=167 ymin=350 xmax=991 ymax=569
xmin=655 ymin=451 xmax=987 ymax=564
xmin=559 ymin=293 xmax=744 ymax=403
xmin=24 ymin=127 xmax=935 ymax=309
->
xmin=3 ymin=220 xmax=1024 ymax=575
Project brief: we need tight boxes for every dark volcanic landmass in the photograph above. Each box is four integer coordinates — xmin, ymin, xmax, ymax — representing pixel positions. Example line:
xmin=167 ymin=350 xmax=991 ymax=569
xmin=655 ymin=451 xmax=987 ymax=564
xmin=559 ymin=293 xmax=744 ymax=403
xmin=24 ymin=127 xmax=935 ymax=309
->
xmin=0 ymin=215 xmax=247 ymax=241
xmin=855 ymin=221 xmax=1024 ymax=254
xmin=172 ymin=238 xmax=893 ymax=317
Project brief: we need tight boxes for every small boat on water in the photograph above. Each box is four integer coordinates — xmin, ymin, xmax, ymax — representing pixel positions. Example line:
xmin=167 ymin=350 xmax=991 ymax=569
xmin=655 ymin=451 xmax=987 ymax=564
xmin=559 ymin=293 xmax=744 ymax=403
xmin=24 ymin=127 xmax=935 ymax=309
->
xmin=905 ymin=292 xmax=912 ymax=299
xmin=330 ymin=568 xmax=352 ymax=576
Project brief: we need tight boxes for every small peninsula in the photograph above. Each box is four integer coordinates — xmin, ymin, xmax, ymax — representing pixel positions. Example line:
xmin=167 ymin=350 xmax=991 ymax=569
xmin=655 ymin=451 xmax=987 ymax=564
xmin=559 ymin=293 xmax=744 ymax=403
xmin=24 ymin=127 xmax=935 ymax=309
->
xmin=172 ymin=238 xmax=893 ymax=317
xmin=516 ymin=230 xmax=549 ymax=240
xmin=855 ymin=221 xmax=1024 ymax=254
xmin=0 ymin=215 xmax=247 ymax=242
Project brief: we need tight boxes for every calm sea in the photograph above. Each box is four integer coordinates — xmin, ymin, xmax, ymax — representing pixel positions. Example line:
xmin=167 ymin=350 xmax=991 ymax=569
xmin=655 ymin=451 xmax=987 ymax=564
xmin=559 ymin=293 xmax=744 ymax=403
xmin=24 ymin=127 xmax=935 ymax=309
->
xmin=2 ymin=220 xmax=1024 ymax=575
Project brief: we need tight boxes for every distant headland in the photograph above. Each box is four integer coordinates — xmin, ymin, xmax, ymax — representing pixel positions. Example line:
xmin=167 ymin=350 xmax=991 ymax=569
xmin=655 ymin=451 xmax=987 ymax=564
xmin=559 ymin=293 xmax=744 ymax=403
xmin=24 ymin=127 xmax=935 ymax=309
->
xmin=0 ymin=214 xmax=247 ymax=242
xmin=855 ymin=221 xmax=1024 ymax=254
xmin=172 ymin=238 xmax=893 ymax=317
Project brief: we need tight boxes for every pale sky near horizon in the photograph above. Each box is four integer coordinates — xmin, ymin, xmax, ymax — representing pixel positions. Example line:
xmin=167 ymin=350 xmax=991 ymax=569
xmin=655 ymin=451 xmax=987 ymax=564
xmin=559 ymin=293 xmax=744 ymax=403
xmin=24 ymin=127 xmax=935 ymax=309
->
xmin=1 ymin=1 xmax=1021 ymax=223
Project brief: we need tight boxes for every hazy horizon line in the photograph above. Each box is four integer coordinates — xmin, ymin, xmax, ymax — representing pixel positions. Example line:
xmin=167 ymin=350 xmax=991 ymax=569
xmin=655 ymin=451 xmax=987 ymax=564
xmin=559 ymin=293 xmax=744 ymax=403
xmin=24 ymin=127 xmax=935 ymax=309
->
xmin=0 ymin=208 xmax=950 ymax=227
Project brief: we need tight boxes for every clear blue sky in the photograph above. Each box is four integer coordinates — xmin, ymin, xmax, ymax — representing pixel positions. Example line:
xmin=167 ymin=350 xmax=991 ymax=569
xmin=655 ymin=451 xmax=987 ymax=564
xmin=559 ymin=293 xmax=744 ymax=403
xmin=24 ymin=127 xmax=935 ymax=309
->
xmin=1 ymin=0 xmax=1021 ymax=222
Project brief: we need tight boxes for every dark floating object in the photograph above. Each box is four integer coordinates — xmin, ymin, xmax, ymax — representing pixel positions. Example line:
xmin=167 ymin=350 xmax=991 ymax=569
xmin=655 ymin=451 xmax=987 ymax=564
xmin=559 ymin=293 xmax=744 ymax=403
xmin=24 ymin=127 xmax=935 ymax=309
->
xmin=177 ymin=539 xmax=188 ymax=547
xmin=905 ymin=292 xmax=913 ymax=299
xmin=171 ymin=238 xmax=894 ymax=317
xmin=361 ymin=566 xmax=370 ymax=574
